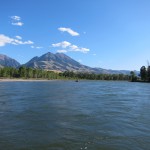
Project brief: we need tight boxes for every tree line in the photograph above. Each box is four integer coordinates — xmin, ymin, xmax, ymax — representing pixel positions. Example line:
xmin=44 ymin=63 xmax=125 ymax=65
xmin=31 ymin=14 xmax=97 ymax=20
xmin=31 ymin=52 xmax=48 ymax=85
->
xmin=0 ymin=66 xmax=131 ymax=80
xmin=140 ymin=65 xmax=150 ymax=82
xmin=60 ymin=71 xmax=130 ymax=80
xmin=0 ymin=66 xmax=60 ymax=79
xmin=130 ymin=65 xmax=150 ymax=82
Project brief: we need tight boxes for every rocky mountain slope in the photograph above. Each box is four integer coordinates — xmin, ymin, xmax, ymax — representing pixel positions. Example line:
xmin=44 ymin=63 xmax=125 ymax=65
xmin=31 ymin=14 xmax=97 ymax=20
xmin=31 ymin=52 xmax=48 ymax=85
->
xmin=25 ymin=52 xmax=95 ymax=72
xmin=24 ymin=52 xmax=132 ymax=74
xmin=0 ymin=54 xmax=20 ymax=68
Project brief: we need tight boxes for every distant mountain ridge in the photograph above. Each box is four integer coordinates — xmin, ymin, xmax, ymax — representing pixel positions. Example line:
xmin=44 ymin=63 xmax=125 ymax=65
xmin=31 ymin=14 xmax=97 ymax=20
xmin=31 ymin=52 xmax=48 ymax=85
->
xmin=0 ymin=54 xmax=20 ymax=68
xmin=0 ymin=52 xmax=137 ymax=74
xmin=24 ymin=52 xmax=134 ymax=74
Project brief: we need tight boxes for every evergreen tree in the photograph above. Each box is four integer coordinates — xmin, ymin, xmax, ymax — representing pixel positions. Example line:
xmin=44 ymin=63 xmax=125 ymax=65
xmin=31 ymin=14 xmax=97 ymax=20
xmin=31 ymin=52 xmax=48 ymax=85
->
xmin=147 ymin=66 xmax=150 ymax=82
xmin=130 ymin=71 xmax=137 ymax=82
xmin=140 ymin=66 xmax=147 ymax=81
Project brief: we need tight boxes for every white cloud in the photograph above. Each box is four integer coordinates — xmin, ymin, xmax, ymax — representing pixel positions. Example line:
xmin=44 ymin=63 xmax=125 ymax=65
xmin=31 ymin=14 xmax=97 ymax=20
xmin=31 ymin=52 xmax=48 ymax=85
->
xmin=15 ymin=35 xmax=22 ymax=40
xmin=0 ymin=34 xmax=33 ymax=47
xmin=52 ymin=41 xmax=90 ymax=53
xmin=69 ymin=44 xmax=89 ymax=53
xmin=11 ymin=15 xmax=24 ymax=26
xmin=0 ymin=34 xmax=13 ymax=46
xmin=52 ymin=41 xmax=71 ymax=48
xmin=69 ymin=45 xmax=79 ymax=50
xmin=79 ymin=48 xmax=90 ymax=53
xmin=12 ymin=22 xmax=24 ymax=26
xmin=69 ymin=46 xmax=89 ymax=53
xmin=58 ymin=27 xmax=79 ymax=36
xmin=36 ymin=46 xmax=43 ymax=49
xmin=11 ymin=16 xmax=21 ymax=21
xmin=23 ymin=40 xmax=33 ymax=44
xmin=10 ymin=39 xmax=33 ymax=45
xmin=57 ymin=50 xmax=67 ymax=53
xmin=31 ymin=46 xmax=43 ymax=49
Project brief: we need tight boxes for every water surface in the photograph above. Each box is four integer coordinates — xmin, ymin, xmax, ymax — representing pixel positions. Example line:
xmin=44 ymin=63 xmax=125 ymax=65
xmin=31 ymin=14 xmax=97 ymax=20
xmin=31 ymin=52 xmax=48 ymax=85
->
xmin=0 ymin=81 xmax=150 ymax=150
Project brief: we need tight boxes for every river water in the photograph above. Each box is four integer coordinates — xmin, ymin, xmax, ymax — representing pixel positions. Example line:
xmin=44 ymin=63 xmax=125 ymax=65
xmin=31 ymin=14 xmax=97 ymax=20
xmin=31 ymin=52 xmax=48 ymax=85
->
xmin=0 ymin=80 xmax=150 ymax=150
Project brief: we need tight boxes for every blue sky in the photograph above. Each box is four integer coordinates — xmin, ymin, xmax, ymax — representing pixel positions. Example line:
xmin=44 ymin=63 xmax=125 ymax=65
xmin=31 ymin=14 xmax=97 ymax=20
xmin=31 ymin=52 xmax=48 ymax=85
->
xmin=0 ymin=0 xmax=150 ymax=70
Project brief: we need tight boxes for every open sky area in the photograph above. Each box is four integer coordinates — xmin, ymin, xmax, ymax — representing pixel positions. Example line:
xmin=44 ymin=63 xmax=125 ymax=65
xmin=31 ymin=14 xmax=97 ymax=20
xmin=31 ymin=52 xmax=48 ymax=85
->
xmin=0 ymin=0 xmax=150 ymax=70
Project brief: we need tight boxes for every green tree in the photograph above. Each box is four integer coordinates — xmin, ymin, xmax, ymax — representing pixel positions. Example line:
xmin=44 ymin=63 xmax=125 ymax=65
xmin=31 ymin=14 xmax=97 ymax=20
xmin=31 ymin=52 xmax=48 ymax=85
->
xmin=130 ymin=71 xmax=137 ymax=82
xmin=19 ymin=66 xmax=27 ymax=78
xmin=147 ymin=66 xmax=150 ymax=82
xmin=26 ymin=68 xmax=33 ymax=78
xmin=140 ymin=66 xmax=147 ymax=81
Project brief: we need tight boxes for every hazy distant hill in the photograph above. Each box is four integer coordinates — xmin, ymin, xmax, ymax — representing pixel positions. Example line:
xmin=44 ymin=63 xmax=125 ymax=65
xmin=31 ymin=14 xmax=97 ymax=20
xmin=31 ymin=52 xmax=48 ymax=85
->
xmin=0 ymin=54 xmax=20 ymax=68
xmin=24 ymin=52 xmax=134 ymax=74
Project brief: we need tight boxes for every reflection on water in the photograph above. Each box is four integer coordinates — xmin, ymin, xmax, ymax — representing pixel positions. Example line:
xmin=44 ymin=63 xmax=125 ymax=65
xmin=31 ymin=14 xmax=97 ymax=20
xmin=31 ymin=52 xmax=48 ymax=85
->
xmin=0 ymin=81 xmax=150 ymax=150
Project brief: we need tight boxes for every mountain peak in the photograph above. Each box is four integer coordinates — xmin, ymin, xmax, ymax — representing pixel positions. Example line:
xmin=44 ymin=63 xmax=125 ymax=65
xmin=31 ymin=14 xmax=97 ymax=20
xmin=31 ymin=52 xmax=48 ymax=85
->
xmin=0 ymin=54 xmax=20 ymax=68
xmin=44 ymin=52 xmax=53 ymax=56
xmin=25 ymin=52 xmax=84 ymax=71
xmin=0 ymin=54 xmax=9 ymax=60
xmin=55 ymin=52 xmax=72 ymax=59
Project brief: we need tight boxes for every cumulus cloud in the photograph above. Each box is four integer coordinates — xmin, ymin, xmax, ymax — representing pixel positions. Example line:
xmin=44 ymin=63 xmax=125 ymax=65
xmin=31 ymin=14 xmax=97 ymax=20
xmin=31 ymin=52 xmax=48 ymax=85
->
xmin=11 ymin=39 xmax=33 ymax=45
xmin=0 ymin=34 xmax=33 ymax=47
xmin=70 ymin=46 xmax=89 ymax=53
xmin=15 ymin=35 xmax=22 ymax=40
xmin=11 ymin=15 xmax=24 ymax=26
xmin=12 ymin=22 xmax=24 ymax=26
xmin=52 ymin=41 xmax=90 ymax=53
xmin=57 ymin=50 xmax=67 ymax=53
xmin=78 ymin=47 xmax=90 ymax=53
xmin=0 ymin=34 xmax=13 ymax=46
xmin=52 ymin=41 xmax=71 ymax=48
xmin=69 ymin=45 xmax=78 ymax=50
xmin=68 ymin=44 xmax=89 ymax=53
xmin=11 ymin=16 xmax=21 ymax=21
xmin=58 ymin=27 xmax=79 ymax=36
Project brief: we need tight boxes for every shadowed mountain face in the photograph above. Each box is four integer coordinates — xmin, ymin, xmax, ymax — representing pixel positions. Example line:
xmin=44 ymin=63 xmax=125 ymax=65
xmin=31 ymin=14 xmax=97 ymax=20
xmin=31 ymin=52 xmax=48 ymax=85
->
xmin=0 ymin=54 xmax=20 ymax=68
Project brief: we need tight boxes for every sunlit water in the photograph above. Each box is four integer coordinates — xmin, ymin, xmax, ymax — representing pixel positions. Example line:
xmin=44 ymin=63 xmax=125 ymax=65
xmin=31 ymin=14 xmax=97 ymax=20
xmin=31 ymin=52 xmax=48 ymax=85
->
xmin=0 ymin=80 xmax=150 ymax=150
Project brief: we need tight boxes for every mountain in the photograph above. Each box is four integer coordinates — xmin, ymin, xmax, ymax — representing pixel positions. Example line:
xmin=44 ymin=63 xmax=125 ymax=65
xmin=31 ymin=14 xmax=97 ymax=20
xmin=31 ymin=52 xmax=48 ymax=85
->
xmin=24 ymin=52 xmax=133 ymax=74
xmin=0 ymin=54 xmax=20 ymax=68
xmin=25 ymin=52 xmax=93 ymax=72
xmin=0 ymin=52 xmax=136 ymax=74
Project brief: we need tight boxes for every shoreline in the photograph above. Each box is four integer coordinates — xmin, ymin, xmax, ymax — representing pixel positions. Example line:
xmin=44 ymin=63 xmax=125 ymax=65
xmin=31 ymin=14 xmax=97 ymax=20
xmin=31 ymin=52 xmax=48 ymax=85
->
xmin=0 ymin=78 xmax=54 ymax=82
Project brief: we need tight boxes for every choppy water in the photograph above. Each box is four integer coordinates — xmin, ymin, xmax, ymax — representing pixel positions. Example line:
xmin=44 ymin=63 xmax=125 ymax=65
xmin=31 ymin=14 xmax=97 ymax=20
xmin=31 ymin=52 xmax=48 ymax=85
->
xmin=0 ymin=80 xmax=150 ymax=150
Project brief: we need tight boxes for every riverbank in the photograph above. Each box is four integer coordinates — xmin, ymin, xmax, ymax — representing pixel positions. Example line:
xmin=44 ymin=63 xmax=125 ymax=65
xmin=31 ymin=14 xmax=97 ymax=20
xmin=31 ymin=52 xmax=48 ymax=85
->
xmin=131 ymin=80 xmax=150 ymax=83
xmin=0 ymin=78 xmax=53 ymax=82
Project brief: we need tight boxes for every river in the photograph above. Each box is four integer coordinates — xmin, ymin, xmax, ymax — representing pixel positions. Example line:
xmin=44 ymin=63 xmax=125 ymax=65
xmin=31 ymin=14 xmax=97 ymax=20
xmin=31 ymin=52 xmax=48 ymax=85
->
xmin=0 ymin=80 xmax=150 ymax=150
